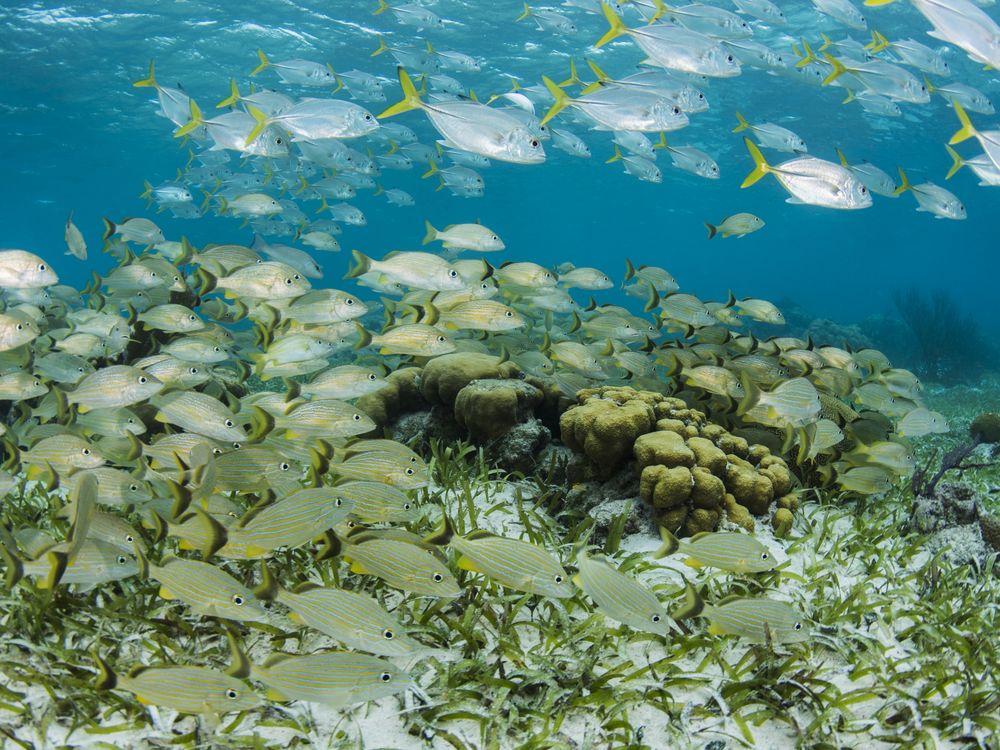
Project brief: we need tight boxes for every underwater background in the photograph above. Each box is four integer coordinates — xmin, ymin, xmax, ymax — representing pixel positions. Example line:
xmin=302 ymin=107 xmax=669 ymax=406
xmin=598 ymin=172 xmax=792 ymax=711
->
xmin=2 ymin=0 xmax=999 ymax=340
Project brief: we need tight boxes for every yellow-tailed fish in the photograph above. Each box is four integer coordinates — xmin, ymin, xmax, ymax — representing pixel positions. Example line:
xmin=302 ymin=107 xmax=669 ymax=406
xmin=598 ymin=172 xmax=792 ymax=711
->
xmin=139 ymin=553 xmax=268 ymax=622
xmin=66 ymin=365 xmax=163 ymax=412
xmin=200 ymin=261 xmax=311 ymax=300
xmin=333 ymin=449 xmax=429 ymax=489
xmin=250 ymin=651 xmax=413 ymax=707
xmin=332 ymin=533 xmax=461 ymax=597
xmin=836 ymin=465 xmax=893 ymax=495
xmin=896 ymin=407 xmax=949 ymax=437
xmin=739 ymin=375 xmax=821 ymax=427
xmin=19 ymin=434 xmax=105 ymax=475
xmin=0 ymin=249 xmax=59 ymax=288
xmin=223 ymin=488 xmax=355 ymax=557
xmin=152 ymin=391 xmax=248 ymax=443
xmin=333 ymin=480 xmax=421 ymax=523
xmin=654 ymin=529 xmax=776 ymax=574
xmin=574 ymin=550 xmax=671 ymax=636
xmin=345 ymin=249 xmax=466 ymax=291
xmin=276 ymin=399 xmax=375 ymax=439
xmin=300 ymin=365 xmax=387 ymax=399
xmin=423 ymin=220 xmax=505 ymax=252
xmin=426 ymin=516 xmax=573 ymax=598
xmin=357 ymin=323 xmax=456 ymax=357
xmin=0 ymin=312 xmax=41 ymax=352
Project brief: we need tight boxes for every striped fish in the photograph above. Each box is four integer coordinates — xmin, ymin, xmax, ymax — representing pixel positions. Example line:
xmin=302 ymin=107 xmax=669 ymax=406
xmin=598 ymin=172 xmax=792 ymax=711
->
xmin=334 ymin=480 xmax=421 ymax=523
xmin=152 ymin=391 xmax=247 ymax=443
xmin=299 ymin=364 xmax=387 ymax=399
xmin=338 ymin=534 xmax=461 ymax=598
xmin=135 ymin=355 xmax=211 ymax=388
xmin=574 ymin=551 xmax=671 ymax=636
xmin=703 ymin=597 xmax=809 ymax=644
xmin=137 ymin=303 xmax=206 ymax=333
xmin=213 ymin=446 xmax=299 ymax=494
xmin=359 ymin=324 xmax=456 ymax=357
xmin=427 ymin=517 xmax=573 ymax=598
xmin=95 ymin=656 xmax=259 ymax=715
xmin=221 ymin=488 xmax=355 ymax=558
xmin=277 ymin=582 xmax=423 ymax=656
xmin=251 ymin=651 xmax=413 ymax=707
xmin=896 ymin=407 xmax=949 ymax=437
xmin=18 ymin=539 xmax=137 ymax=589
xmin=76 ymin=407 xmax=146 ymax=438
xmin=57 ymin=504 xmax=146 ymax=554
xmin=333 ymin=449 xmax=429 ymax=489
xmin=280 ymin=289 xmax=368 ymax=325
xmin=276 ymin=399 xmax=375 ymax=439
xmin=62 ymin=468 xmax=152 ymax=507
xmin=66 ymin=365 xmax=163 ymax=412
xmin=20 ymin=434 xmax=105 ymax=475
xmin=740 ymin=376 xmax=821 ymax=428
xmin=654 ymin=529 xmax=776 ymax=574
xmin=159 ymin=336 xmax=230 ymax=363
xmin=141 ymin=555 xmax=268 ymax=622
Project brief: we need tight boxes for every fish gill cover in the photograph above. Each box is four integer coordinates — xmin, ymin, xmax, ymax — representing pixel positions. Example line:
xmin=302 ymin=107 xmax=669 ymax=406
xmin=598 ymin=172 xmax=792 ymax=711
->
xmin=0 ymin=1 xmax=999 ymax=748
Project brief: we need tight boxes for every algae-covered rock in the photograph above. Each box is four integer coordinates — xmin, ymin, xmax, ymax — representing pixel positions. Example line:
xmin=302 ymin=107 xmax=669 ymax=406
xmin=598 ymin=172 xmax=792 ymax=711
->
xmin=640 ymin=464 xmax=692 ymax=509
xmin=970 ymin=412 xmax=1000 ymax=444
xmin=454 ymin=379 xmax=542 ymax=442
xmin=634 ymin=431 xmax=694 ymax=470
xmin=772 ymin=507 xmax=794 ymax=538
xmin=421 ymin=352 xmax=519 ymax=407
xmin=723 ymin=493 xmax=755 ymax=532
xmin=560 ymin=390 xmax=657 ymax=478
xmin=688 ymin=507 xmax=720 ymax=535
xmin=724 ymin=458 xmax=774 ymax=515
xmin=355 ymin=367 xmax=424 ymax=429
xmin=686 ymin=436 xmax=727 ymax=476
xmin=691 ymin=466 xmax=725 ymax=509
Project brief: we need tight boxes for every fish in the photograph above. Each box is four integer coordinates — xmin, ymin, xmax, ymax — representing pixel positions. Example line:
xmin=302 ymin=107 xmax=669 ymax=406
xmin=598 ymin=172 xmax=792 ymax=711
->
xmin=332 ymin=532 xmax=461 ymax=597
xmin=740 ymin=375 xmax=822 ymax=427
xmin=895 ymin=168 xmax=966 ymax=220
xmin=686 ymin=588 xmax=809 ymax=644
xmin=742 ymin=139 xmax=871 ymax=210
xmin=64 ymin=211 xmax=87 ymax=260
xmin=705 ymin=213 xmax=764 ymax=239
xmin=346 ymin=249 xmax=467 ymax=291
xmin=654 ymin=529 xmax=777 ymax=573
xmin=250 ymin=651 xmax=413 ymax=707
xmin=0 ymin=250 xmax=59 ymax=288
xmin=896 ymin=407 xmax=949 ymax=437
xmin=733 ymin=112 xmax=807 ymax=152
xmin=249 ymin=49 xmax=337 ymax=86
xmin=423 ymin=220 xmax=505 ymax=252
xmin=152 ymin=391 xmax=248 ymax=443
xmin=223 ymin=488 xmax=356 ymax=557
xmin=94 ymin=654 xmax=259 ymax=715
xmin=332 ymin=480 xmax=422 ymax=523
xmin=357 ymin=323 xmax=456 ymax=357
xmin=276 ymin=581 xmax=424 ymax=656
xmin=139 ymin=553 xmax=268 ymax=622
xmin=574 ymin=550 xmax=672 ymax=636
xmin=837 ymin=465 xmax=894 ymax=494
xmin=426 ymin=516 xmax=574 ymax=598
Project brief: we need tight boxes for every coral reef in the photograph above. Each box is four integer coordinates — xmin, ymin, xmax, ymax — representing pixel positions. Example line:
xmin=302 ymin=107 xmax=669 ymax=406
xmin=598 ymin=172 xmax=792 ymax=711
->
xmin=909 ymin=481 xmax=994 ymax=567
xmin=561 ymin=387 xmax=796 ymax=536
xmin=454 ymin=379 xmax=543 ymax=442
xmin=356 ymin=367 xmax=423 ymax=429
xmin=421 ymin=352 xmax=519 ymax=407
xmin=970 ymin=412 xmax=1000 ymax=445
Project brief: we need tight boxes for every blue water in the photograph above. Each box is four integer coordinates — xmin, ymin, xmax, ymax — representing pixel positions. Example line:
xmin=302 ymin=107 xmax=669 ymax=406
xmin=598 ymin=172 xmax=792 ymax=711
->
xmin=1 ymin=1 xmax=997 ymax=337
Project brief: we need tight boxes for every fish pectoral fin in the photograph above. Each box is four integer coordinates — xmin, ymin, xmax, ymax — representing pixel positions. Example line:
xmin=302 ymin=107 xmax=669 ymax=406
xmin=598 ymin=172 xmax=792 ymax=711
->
xmin=683 ymin=557 xmax=703 ymax=569
xmin=136 ymin=694 xmax=153 ymax=706
xmin=265 ymin=687 xmax=290 ymax=702
xmin=571 ymin=574 xmax=582 ymax=588
xmin=158 ymin=586 xmax=176 ymax=600
xmin=349 ymin=560 xmax=368 ymax=574
xmin=456 ymin=555 xmax=480 ymax=573
xmin=707 ymin=622 xmax=726 ymax=636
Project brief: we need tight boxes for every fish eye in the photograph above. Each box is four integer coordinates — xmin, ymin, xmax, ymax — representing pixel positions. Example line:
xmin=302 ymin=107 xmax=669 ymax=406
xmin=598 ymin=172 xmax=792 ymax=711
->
xmin=554 ymin=574 xmax=564 ymax=584
xmin=82 ymin=448 xmax=91 ymax=455
xmin=138 ymin=375 xmax=148 ymax=384
xmin=505 ymin=311 xmax=513 ymax=317
xmin=405 ymin=467 xmax=415 ymax=476
xmin=368 ymin=373 xmax=377 ymax=380
xmin=125 ymin=534 xmax=134 ymax=543
xmin=448 ymin=270 xmax=458 ymax=278
xmin=481 ymin=283 xmax=489 ymax=289
xmin=380 ymin=671 xmax=392 ymax=682
xmin=38 ymin=263 xmax=46 ymax=271
xmin=150 ymin=271 xmax=157 ymax=277
xmin=190 ymin=367 xmax=199 ymax=374
xmin=433 ymin=573 xmax=444 ymax=582
xmin=403 ymin=503 xmax=411 ymax=510
xmin=280 ymin=462 xmax=290 ymax=470
xmin=365 ymin=114 xmax=373 ymax=120
xmin=437 ymin=336 xmax=446 ymax=342
xmin=793 ymin=622 xmax=802 ymax=631
xmin=226 ymin=688 xmax=239 ymax=699
xmin=15 ymin=323 xmax=22 ymax=330
xmin=651 ymin=614 xmax=661 ymax=623
xmin=213 ymin=447 xmax=223 ymax=455
xmin=531 ymin=139 xmax=539 ymax=147
xmin=232 ymin=442 xmax=242 ymax=449
xmin=727 ymin=55 xmax=734 ymax=62
xmin=761 ymin=552 xmax=769 ymax=560
xmin=224 ymin=419 xmax=235 ymax=428
xmin=117 ymin=555 xmax=127 ymax=564
xmin=233 ymin=595 xmax=244 ymax=605
xmin=346 ymin=298 xmax=355 ymax=305
xmin=285 ymin=278 xmax=293 ymax=284
xmin=129 ymin=483 xmax=138 ymax=491
xmin=352 ymin=413 xmax=362 ymax=421
xmin=334 ymin=497 xmax=343 ymax=507
xmin=672 ymin=106 xmax=680 ymax=115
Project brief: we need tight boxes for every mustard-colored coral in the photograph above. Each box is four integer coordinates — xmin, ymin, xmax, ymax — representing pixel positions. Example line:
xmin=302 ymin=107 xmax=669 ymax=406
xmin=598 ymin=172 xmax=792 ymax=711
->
xmin=634 ymin=431 xmax=694 ymax=470
xmin=560 ymin=390 xmax=657 ymax=478
xmin=454 ymin=379 xmax=542 ymax=442
xmin=421 ymin=352 xmax=519 ymax=407
xmin=640 ymin=464 xmax=692 ymax=509
xmin=355 ymin=367 xmax=423 ymax=429
xmin=772 ymin=508 xmax=794 ymax=537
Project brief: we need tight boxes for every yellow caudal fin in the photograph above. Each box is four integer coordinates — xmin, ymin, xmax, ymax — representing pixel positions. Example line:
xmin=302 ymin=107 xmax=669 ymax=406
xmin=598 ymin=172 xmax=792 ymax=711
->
xmin=595 ymin=1 xmax=628 ymax=48
xmin=327 ymin=63 xmax=343 ymax=93
xmin=378 ymin=67 xmax=423 ymax=118
xmin=422 ymin=220 xmax=438 ymax=244
xmin=579 ymin=59 xmax=608 ymax=94
xmin=251 ymin=49 xmax=270 ymax=76
xmin=606 ymin=144 xmax=623 ymax=164
xmin=140 ymin=180 xmax=153 ymax=203
xmin=732 ymin=111 xmax=750 ymax=133
xmin=865 ymin=30 xmax=890 ymax=53
xmin=796 ymin=39 xmax=816 ymax=68
xmin=133 ymin=59 xmax=157 ymax=88
xmin=244 ymin=104 xmax=271 ymax=146
xmin=835 ymin=148 xmax=849 ymax=167
xmin=822 ymin=53 xmax=850 ymax=85
xmin=819 ymin=33 xmax=833 ymax=52
xmin=654 ymin=131 xmax=668 ymax=150
xmin=945 ymin=145 xmax=965 ymax=180
xmin=923 ymin=76 xmax=937 ymax=94
xmin=864 ymin=0 xmax=896 ymax=6
xmin=516 ymin=2 xmax=531 ymax=21
xmin=540 ymin=76 xmax=572 ymax=126
xmin=740 ymin=137 xmax=771 ymax=188
xmin=650 ymin=0 xmax=669 ymax=22
xmin=559 ymin=59 xmax=582 ymax=87
xmin=173 ymin=98 xmax=204 ymax=138
xmin=421 ymin=159 xmax=438 ymax=179
xmin=949 ymin=100 xmax=977 ymax=145
xmin=373 ymin=0 xmax=390 ymax=14
xmin=371 ymin=35 xmax=389 ymax=56
xmin=894 ymin=167 xmax=912 ymax=196
xmin=216 ymin=79 xmax=241 ymax=108
xmin=842 ymin=88 xmax=856 ymax=104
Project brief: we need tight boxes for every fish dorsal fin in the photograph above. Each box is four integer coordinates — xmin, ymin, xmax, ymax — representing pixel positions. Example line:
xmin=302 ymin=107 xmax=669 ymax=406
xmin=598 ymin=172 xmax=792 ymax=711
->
xmin=465 ymin=529 xmax=495 ymax=540
xmin=717 ymin=594 xmax=744 ymax=607
xmin=127 ymin=665 xmax=153 ymax=679
xmin=292 ymin=581 xmax=322 ymax=594
xmin=689 ymin=531 xmax=713 ymax=543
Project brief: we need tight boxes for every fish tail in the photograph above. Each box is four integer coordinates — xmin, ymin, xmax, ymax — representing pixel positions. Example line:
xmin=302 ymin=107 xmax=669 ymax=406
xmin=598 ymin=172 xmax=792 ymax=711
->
xmin=740 ymin=137 xmax=771 ymax=188
xmin=173 ymin=98 xmax=204 ymax=138
xmin=606 ymin=144 xmax=622 ymax=164
xmin=923 ymin=75 xmax=936 ymax=94
xmin=642 ymin=281 xmax=659 ymax=313
xmin=796 ymin=39 xmax=816 ymax=68
xmin=841 ymin=89 xmax=855 ymax=104
xmin=132 ymin=59 xmax=157 ymax=88
xmin=864 ymin=0 xmax=896 ymax=6
xmin=559 ymin=59 xmax=581 ymax=87
xmin=540 ymin=76 xmax=571 ymax=127
xmin=894 ymin=167 xmax=912 ymax=196
xmin=140 ymin=180 xmax=153 ymax=208
xmin=92 ymin=650 xmax=118 ymax=690
xmin=371 ymin=35 xmax=389 ymax=56
xmin=246 ymin=405 xmax=275 ymax=444
xmin=421 ymin=159 xmax=438 ymax=179
xmin=424 ymin=515 xmax=457 ymax=546
xmin=705 ymin=222 xmax=718 ymax=240
xmin=251 ymin=48 xmax=271 ymax=76
xmin=865 ymin=30 xmax=890 ymax=53
xmin=244 ymin=104 xmax=271 ymax=147
xmin=516 ymin=2 xmax=531 ymax=21
xmin=216 ymin=79 xmax=241 ymax=108
xmin=328 ymin=63 xmax=342 ymax=93
xmin=652 ymin=527 xmax=681 ymax=559
xmin=422 ymin=219 xmax=438 ymax=244
xmin=378 ymin=67 xmax=423 ymax=119
xmin=253 ymin=561 xmax=279 ymax=603
xmin=353 ymin=322 xmax=373 ymax=350
xmin=134 ymin=545 xmax=150 ymax=579
xmin=671 ymin=578 xmax=704 ymax=621
xmin=0 ymin=543 xmax=23 ymax=588
xmin=623 ymin=257 xmax=636 ymax=281
xmin=40 ymin=550 xmax=68 ymax=590
xmin=101 ymin=217 xmax=116 ymax=241
xmin=821 ymin=53 xmax=848 ymax=85
xmin=654 ymin=132 xmax=667 ymax=150
xmin=373 ymin=0 xmax=390 ymax=14
xmin=945 ymin=144 xmax=965 ymax=180
xmin=594 ymin=1 xmax=627 ymax=48
xmin=194 ymin=267 xmax=218 ymax=295
xmin=819 ymin=33 xmax=833 ymax=52
xmin=732 ymin=111 xmax=750 ymax=133
xmin=736 ymin=372 xmax=761 ymax=416
xmin=835 ymin=148 xmax=849 ymax=167
xmin=345 ymin=249 xmax=373 ymax=279
xmin=949 ymin=100 xmax=976 ymax=145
